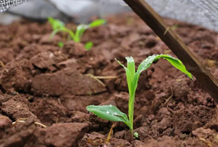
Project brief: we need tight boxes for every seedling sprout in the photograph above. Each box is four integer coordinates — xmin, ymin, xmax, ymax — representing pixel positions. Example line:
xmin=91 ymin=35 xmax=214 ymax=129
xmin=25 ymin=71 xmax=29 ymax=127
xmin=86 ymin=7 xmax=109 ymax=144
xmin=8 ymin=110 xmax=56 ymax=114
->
xmin=48 ymin=17 xmax=106 ymax=50
xmin=87 ymin=54 xmax=192 ymax=139
xmin=48 ymin=17 xmax=65 ymax=30
xmin=57 ymin=42 xmax=64 ymax=48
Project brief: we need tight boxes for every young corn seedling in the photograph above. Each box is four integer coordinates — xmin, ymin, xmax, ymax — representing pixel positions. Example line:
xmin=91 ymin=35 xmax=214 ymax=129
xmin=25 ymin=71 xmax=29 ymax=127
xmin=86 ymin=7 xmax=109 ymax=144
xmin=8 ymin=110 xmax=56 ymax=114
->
xmin=48 ymin=17 xmax=65 ymax=30
xmin=57 ymin=42 xmax=64 ymax=48
xmin=87 ymin=54 xmax=192 ymax=139
xmin=48 ymin=17 xmax=106 ymax=50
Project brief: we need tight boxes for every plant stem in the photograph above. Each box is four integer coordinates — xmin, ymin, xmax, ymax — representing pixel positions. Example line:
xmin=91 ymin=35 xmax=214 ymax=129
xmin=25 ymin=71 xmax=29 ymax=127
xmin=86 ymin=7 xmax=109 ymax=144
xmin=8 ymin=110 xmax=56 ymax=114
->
xmin=128 ymin=94 xmax=135 ymax=137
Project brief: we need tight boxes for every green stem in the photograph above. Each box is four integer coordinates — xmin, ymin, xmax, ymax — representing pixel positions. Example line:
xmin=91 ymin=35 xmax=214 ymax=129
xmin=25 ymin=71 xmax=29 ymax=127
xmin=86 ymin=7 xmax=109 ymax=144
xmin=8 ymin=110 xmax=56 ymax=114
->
xmin=128 ymin=94 xmax=135 ymax=136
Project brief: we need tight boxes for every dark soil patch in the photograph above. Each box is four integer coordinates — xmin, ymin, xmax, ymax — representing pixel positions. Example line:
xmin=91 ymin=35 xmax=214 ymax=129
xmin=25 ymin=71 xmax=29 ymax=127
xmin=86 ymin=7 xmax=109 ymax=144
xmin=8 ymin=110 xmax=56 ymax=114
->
xmin=0 ymin=12 xmax=218 ymax=147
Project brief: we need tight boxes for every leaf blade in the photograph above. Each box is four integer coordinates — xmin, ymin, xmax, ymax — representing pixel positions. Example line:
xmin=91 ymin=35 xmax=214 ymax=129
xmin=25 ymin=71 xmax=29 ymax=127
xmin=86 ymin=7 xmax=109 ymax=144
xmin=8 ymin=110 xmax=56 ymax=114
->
xmin=158 ymin=55 xmax=193 ymax=79
xmin=84 ymin=41 xmax=93 ymax=50
xmin=137 ymin=54 xmax=157 ymax=74
xmin=87 ymin=105 xmax=130 ymax=127
xmin=137 ymin=54 xmax=192 ymax=79
xmin=126 ymin=57 xmax=135 ymax=78
xmin=75 ymin=24 xmax=89 ymax=42
xmin=48 ymin=17 xmax=65 ymax=30
xmin=115 ymin=59 xmax=133 ymax=97
xmin=89 ymin=19 xmax=106 ymax=28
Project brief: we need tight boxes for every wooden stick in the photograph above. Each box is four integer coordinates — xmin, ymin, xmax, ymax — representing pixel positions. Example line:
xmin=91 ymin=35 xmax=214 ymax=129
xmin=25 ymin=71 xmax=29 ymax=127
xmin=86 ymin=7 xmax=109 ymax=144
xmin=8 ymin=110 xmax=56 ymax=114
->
xmin=124 ymin=0 xmax=218 ymax=103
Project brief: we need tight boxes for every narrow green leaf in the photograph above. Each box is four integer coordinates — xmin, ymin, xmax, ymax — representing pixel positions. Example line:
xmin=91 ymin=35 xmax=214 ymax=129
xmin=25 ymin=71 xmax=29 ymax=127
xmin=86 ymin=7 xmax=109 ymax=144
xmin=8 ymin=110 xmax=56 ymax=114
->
xmin=74 ymin=19 xmax=105 ymax=42
xmin=75 ymin=24 xmax=89 ymax=42
xmin=50 ymin=29 xmax=62 ymax=40
xmin=87 ymin=105 xmax=130 ymax=127
xmin=48 ymin=17 xmax=54 ymax=25
xmin=50 ymin=28 xmax=75 ymax=40
xmin=137 ymin=55 xmax=157 ymax=74
xmin=89 ymin=19 xmax=106 ymax=28
xmin=137 ymin=54 xmax=192 ymax=79
xmin=126 ymin=57 xmax=135 ymax=78
xmin=48 ymin=17 xmax=65 ymax=30
xmin=157 ymin=55 xmax=193 ymax=79
xmin=58 ymin=42 xmax=64 ymax=48
xmin=131 ymin=73 xmax=140 ymax=94
xmin=84 ymin=41 xmax=93 ymax=50
xmin=115 ymin=59 xmax=133 ymax=97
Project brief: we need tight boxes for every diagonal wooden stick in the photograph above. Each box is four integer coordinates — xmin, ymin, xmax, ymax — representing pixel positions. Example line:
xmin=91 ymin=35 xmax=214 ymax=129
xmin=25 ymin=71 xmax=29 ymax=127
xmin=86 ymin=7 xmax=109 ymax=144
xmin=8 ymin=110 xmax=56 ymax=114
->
xmin=124 ymin=0 xmax=218 ymax=103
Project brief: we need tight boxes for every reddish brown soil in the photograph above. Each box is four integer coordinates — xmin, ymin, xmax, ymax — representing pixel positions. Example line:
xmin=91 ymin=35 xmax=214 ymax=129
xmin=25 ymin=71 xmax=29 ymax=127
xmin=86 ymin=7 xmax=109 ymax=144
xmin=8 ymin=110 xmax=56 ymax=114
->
xmin=0 ymin=12 xmax=218 ymax=147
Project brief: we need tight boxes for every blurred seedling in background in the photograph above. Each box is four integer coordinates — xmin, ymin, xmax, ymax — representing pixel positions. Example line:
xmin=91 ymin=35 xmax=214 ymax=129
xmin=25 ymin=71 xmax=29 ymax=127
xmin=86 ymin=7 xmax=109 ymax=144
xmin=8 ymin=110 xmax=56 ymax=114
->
xmin=48 ymin=17 xmax=65 ymax=30
xmin=57 ymin=41 xmax=64 ymax=48
xmin=48 ymin=17 xmax=106 ymax=50
xmin=87 ymin=54 xmax=192 ymax=140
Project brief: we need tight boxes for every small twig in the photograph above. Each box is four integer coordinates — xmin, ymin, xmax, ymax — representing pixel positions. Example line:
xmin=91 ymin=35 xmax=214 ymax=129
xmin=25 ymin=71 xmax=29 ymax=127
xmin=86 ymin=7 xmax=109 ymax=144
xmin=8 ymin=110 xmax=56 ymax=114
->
xmin=0 ymin=61 xmax=5 ymax=68
xmin=199 ymin=137 xmax=212 ymax=147
xmin=12 ymin=118 xmax=27 ymax=126
xmin=105 ymin=123 xmax=117 ymax=143
xmin=0 ymin=61 xmax=8 ymax=72
xmin=12 ymin=118 xmax=47 ymax=128
xmin=93 ymin=76 xmax=118 ymax=79
xmin=86 ymin=74 xmax=106 ymax=87
xmin=163 ymin=27 xmax=170 ymax=35
xmin=34 ymin=122 xmax=47 ymax=128
xmin=164 ymin=86 xmax=173 ymax=105
xmin=164 ymin=25 xmax=178 ymax=35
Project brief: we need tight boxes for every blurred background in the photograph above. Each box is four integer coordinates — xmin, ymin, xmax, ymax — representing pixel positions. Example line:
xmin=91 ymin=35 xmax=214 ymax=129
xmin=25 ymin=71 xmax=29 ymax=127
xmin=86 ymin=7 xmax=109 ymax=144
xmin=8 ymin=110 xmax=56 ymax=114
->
xmin=1 ymin=0 xmax=218 ymax=32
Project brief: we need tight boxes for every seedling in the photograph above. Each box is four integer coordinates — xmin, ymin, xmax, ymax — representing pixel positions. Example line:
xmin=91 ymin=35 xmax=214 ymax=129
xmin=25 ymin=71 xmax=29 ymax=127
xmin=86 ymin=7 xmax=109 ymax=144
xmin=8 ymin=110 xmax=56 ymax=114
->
xmin=48 ymin=17 xmax=65 ymax=30
xmin=134 ymin=132 xmax=139 ymax=139
xmin=58 ymin=42 xmax=64 ymax=48
xmin=87 ymin=54 xmax=192 ymax=139
xmin=48 ymin=17 xmax=106 ymax=50
xmin=84 ymin=41 xmax=93 ymax=51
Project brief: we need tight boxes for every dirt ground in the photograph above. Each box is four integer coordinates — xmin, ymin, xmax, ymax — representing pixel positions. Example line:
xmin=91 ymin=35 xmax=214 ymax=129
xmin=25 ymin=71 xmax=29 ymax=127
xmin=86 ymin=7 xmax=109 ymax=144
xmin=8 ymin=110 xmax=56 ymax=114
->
xmin=0 ymin=12 xmax=218 ymax=147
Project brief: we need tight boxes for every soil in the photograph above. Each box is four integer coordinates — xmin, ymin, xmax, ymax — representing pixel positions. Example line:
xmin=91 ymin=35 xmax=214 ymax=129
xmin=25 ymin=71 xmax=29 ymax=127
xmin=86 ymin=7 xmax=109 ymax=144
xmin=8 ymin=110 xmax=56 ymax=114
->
xmin=0 ymin=12 xmax=218 ymax=147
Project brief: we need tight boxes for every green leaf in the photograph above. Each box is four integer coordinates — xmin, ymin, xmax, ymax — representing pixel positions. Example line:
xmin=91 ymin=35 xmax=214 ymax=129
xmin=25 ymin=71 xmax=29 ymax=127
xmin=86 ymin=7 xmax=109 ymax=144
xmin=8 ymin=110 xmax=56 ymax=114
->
xmin=134 ymin=132 xmax=139 ymax=138
xmin=75 ymin=24 xmax=89 ymax=42
xmin=48 ymin=17 xmax=65 ymax=30
xmin=50 ymin=28 xmax=75 ymax=40
xmin=115 ymin=59 xmax=133 ymax=97
xmin=137 ymin=55 xmax=157 ymax=74
xmin=87 ymin=105 xmax=130 ymax=127
xmin=50 ymin=29 xmax=61 ymax=40
xmin=58 ymin=42 xmax=64 ymax=48
xmin=89 ymin=19 xmax=106 ymax=28
xmin=126 ymin=57 xmax=135 ymax=78
xmin=74 ymin=19 xmax=106 ymax=42
xmin=84 ymin=41 xmax=93 ymax=50
xmin=48 ymin=17 xmax=54 ymax=24
xmin=137 ymin=54 xmax=192 ymax=79
xmin=157 ymin=55 xmax=193 ymax=79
